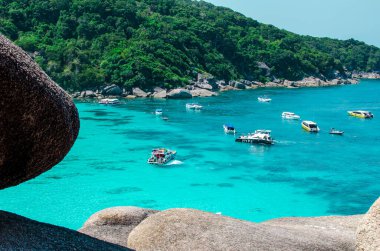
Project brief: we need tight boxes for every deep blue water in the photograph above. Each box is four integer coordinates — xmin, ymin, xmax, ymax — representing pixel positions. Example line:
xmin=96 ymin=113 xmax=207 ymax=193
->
xmin=1 ymin=80 xmax=379 ymax=230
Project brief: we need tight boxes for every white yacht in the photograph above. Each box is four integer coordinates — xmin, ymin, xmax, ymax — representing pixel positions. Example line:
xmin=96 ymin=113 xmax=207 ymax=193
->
xmin=258 ymin=97 xmax=271 ymax=102
xmin=186 ymin=103 xmax=203 ymax=110
xmin=235 ymin=130 xmax=274 ymax=145
xmin=282 ymin=112 xmax=300 ymax=120
xmin=99 ymin=98 xmax=120 ymax=105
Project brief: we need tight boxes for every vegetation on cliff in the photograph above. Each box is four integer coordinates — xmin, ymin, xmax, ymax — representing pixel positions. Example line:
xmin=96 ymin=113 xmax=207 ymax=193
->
xmin=1 ymin=0 xmax=379 ymax=91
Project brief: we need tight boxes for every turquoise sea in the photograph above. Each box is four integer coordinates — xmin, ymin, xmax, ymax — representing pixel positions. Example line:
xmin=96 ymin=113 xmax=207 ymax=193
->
xmin=1 ymin=80 xmax=379 ymax=230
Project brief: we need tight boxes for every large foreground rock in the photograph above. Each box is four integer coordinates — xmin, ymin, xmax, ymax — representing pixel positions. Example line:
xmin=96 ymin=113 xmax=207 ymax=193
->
xmin=80 ymin=206 xmax=158 ymax=247
xmin=166 ymin=89 xmax=192 ymax=99
xmin=0 ymin=35 xmax=80 ymax=189
xmin=0 ymin=211 xmax=129 ymax=250
xmin=127 ymin=208 xmax=361 ymax=251
xmin=356 ymin=197 xmax=380 ymax=251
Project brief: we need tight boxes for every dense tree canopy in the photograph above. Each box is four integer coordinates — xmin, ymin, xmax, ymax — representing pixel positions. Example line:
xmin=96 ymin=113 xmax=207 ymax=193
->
xmin=1 ymin=0 xmax=379 ymax=91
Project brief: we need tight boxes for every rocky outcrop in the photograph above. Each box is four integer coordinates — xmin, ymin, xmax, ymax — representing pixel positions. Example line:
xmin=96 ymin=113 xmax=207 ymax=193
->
xmin=166 ymin=88 xmax=192 ymax=99
xmin=0 ymin=210 xmax=129 ymax=250
xmin=80 ymin=90 xmax=97 ymax=98
xmin=102 ymin=84 xmax=123 ymax=96
xmin=190 ymin=88 xmax=217 ymax=97
xmin=352 ymin=72 xmax=380 ymax=79
xmin=0 ymin=35 xmax=80 ymax=189
xmin=79 ymin=206 xmax=158 ymax=247
xmin=127 ymin=208 xmax=361 ymax=251
xmin=153 ymin=90 xmax=167 ymax=98
xmin=132 ymin=87 xmax=148 ymax=98
xmin=356 ymin=197 xmax=380 ymax=251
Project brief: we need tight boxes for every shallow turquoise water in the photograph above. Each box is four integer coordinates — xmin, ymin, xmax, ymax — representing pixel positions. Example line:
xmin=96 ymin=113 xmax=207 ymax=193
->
xmin=1 ymin=80 xmax=379 ymax=230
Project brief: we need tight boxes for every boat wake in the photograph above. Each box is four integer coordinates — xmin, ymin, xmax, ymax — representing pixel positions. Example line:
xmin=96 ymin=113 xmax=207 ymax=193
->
xmin=166 ymin=160 xmax=184 ymax=166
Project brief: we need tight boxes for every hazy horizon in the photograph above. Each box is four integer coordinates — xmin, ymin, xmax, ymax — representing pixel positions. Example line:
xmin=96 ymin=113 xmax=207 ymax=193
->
xmin=205 ymin=0 xmax=380 ymax=48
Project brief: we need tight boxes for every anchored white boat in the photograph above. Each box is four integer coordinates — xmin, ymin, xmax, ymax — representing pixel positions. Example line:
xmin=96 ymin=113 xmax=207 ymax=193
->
xmin=347 ymin=110 xmax=374 ymax=119
xmin=302 ymin=121 xmax=320 ymax=132
xmin=258 ymin=97 xmax=271 ymax=102
xmin=330 ymin=128 xmax=344 ymax=135
xmin=147 ymin=148 xmax=176 ymax=165
xmin=235 ymin=130 xmax=274 ymax=145
xmin=282 ymin=112 xmax=300 ymax=120
xmin=223 ymin=124 xmax=236 ymax=134
xmin=155 ymin=109 xmax=163 ymax=115
xmin=99 ymin=98 xmax=120 ymax=105
xmin=186 ymin=103 xmax=203 ymax=110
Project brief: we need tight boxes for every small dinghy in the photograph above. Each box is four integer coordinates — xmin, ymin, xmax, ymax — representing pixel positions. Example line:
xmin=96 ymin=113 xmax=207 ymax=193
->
xmin=329 ymin=128 xmax=344 ymax=135
xmin=223 ymin=124 xmax=236 ymax=134
xmin=155 ymin=109 xmax=163 ymax=115
xmin=258 ymin=97 xmax=271 ymax=102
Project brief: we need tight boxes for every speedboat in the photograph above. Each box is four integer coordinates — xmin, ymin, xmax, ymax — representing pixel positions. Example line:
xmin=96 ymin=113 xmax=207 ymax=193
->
xmin=347 ymin=110 xmax=374 ymax=119
xmin=282 ymin=112 xmax=300 ymax=120
xmin=235 ymin=130 xmax=274 ymax=145
xmin=258 ymin=97 xmax=271 ymax=102
xmin=155 ymin=109 xmax=163 ymax=115
xmin=99 ymin=98 xmax=120 ymax=105
xmin=147 ymin=148 xmax=176 ymax=165
xmin=223 ymin=124 xmax=236 ymax=134
xmin=330 ymin=128 xmax=344 ymax=135
xmin=186 ymin=103 xmax=203 ymax=110
xmin=302 ymin=121 xmax=320 ymax=132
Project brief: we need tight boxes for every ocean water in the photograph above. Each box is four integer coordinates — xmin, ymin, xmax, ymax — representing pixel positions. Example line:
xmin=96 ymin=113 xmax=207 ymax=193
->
xmin=1 ymin=80 xmax=379 ymax=230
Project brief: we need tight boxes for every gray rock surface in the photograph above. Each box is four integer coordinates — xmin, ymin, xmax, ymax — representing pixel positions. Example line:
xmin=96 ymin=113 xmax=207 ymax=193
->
xmin=356 ymin=197 xmax=380 ymax=251
xmin=190 ymin=89 xmax=217 ymax=97
xmin=80 ymin=206 xmax=158 ymax=247
xmin=153 ymin=90 xmax=167 ymax=98
xmin=166 ymin=88 xmax=192 ymax=99
xmin=102 ymin=84 xmax=123 ymax=96
xmin=127 ymin=208 xmax=361 ymax=251
xmin=132 ymin=88 xmax=148 ymax=98
xmin=194 ymin=82 xmax=213 ymax=90
xmin=0 ymin=210 xmax=129 ymax=250
xmin=81 ymin=90 xmax=97 ymax=98
xmin=0 ymin=35 xmax=80 ymax=189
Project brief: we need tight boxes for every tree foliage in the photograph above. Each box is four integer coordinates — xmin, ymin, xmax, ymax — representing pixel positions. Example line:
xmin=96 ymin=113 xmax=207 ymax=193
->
xmin=1 ymin=0 xmax=379 ymax=91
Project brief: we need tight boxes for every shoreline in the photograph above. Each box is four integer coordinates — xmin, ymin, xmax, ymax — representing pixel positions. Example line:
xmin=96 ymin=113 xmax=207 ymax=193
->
xmin=70 ymin=75 xmax=369 ymax=100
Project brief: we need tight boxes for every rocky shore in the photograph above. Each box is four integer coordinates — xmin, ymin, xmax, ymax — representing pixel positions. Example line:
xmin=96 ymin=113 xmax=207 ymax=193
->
xmin=71 ymin=73 xmax=361 ymax=100
xmin=1 ymin=34 xmax=380 ymax=250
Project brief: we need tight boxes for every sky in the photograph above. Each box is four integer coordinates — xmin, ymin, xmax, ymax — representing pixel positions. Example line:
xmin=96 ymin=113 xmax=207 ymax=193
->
xmin=205 ymin=0 xmax=380 ymax=48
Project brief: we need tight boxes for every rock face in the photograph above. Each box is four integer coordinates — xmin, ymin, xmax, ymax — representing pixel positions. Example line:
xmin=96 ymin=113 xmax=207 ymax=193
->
xmin=0 ymin=35 xmax=80 ymax=189
xmin=102 ymin=84 xmax=123 ymax=96
xmin=356 ymin=197 xmax=380 ymax=251
xmin=190 ymin=89 xmax=217 ymax=97
xmin=153 ymin=90 xmax=167 ymax=98
xmin=132 ymin=87 xmax=148 ymax=98
xmin=127 ymin=208 xmax=361 ymax=251
xmin=0 ymin=210 xmax=129 ymax=250
xmin=80 ymin=206 xmax=158 ymax=247
xmin=166 ymin=88 xmax=192 ymax=99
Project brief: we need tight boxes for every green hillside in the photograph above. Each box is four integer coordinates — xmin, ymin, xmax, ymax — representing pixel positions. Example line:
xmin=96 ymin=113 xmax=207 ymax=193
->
xmin=1 ymin=0 xmax=379 ymax=91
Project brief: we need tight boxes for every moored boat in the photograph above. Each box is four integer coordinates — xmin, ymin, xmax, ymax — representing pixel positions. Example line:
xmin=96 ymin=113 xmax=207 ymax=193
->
xmin=258 ymin=96 xmax=271 ymax=102
xmin=347 ymin=110 xmax=374 ymax=119
xmin=186 ymin=103 xmax=203 ymax=110
xmin=223 ymin=124 xmax=236 ymax=134
xmin=99 ymin=98 xmax=120 ymax=105
xmin=147 ymin=148 xmax=176 ymax=165
xmin=282 ymin=112 xmax=300 ymax=120
xmin=235 ymin=130 xmax=274 ymax=145
xmin=301 ymin=120 xmax=320 ymax=132
xmin=155 ymin=109 xmax=163 ymax=115
xmin=329 ymin=128 xmax=344 ymax=135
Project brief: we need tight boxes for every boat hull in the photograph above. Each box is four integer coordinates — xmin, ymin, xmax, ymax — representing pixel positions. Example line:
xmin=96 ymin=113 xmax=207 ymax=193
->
xmin=348 ymin=111 xmax=373 ymax=119
xmin=235 ymin=138 xmax=273 ymax=145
